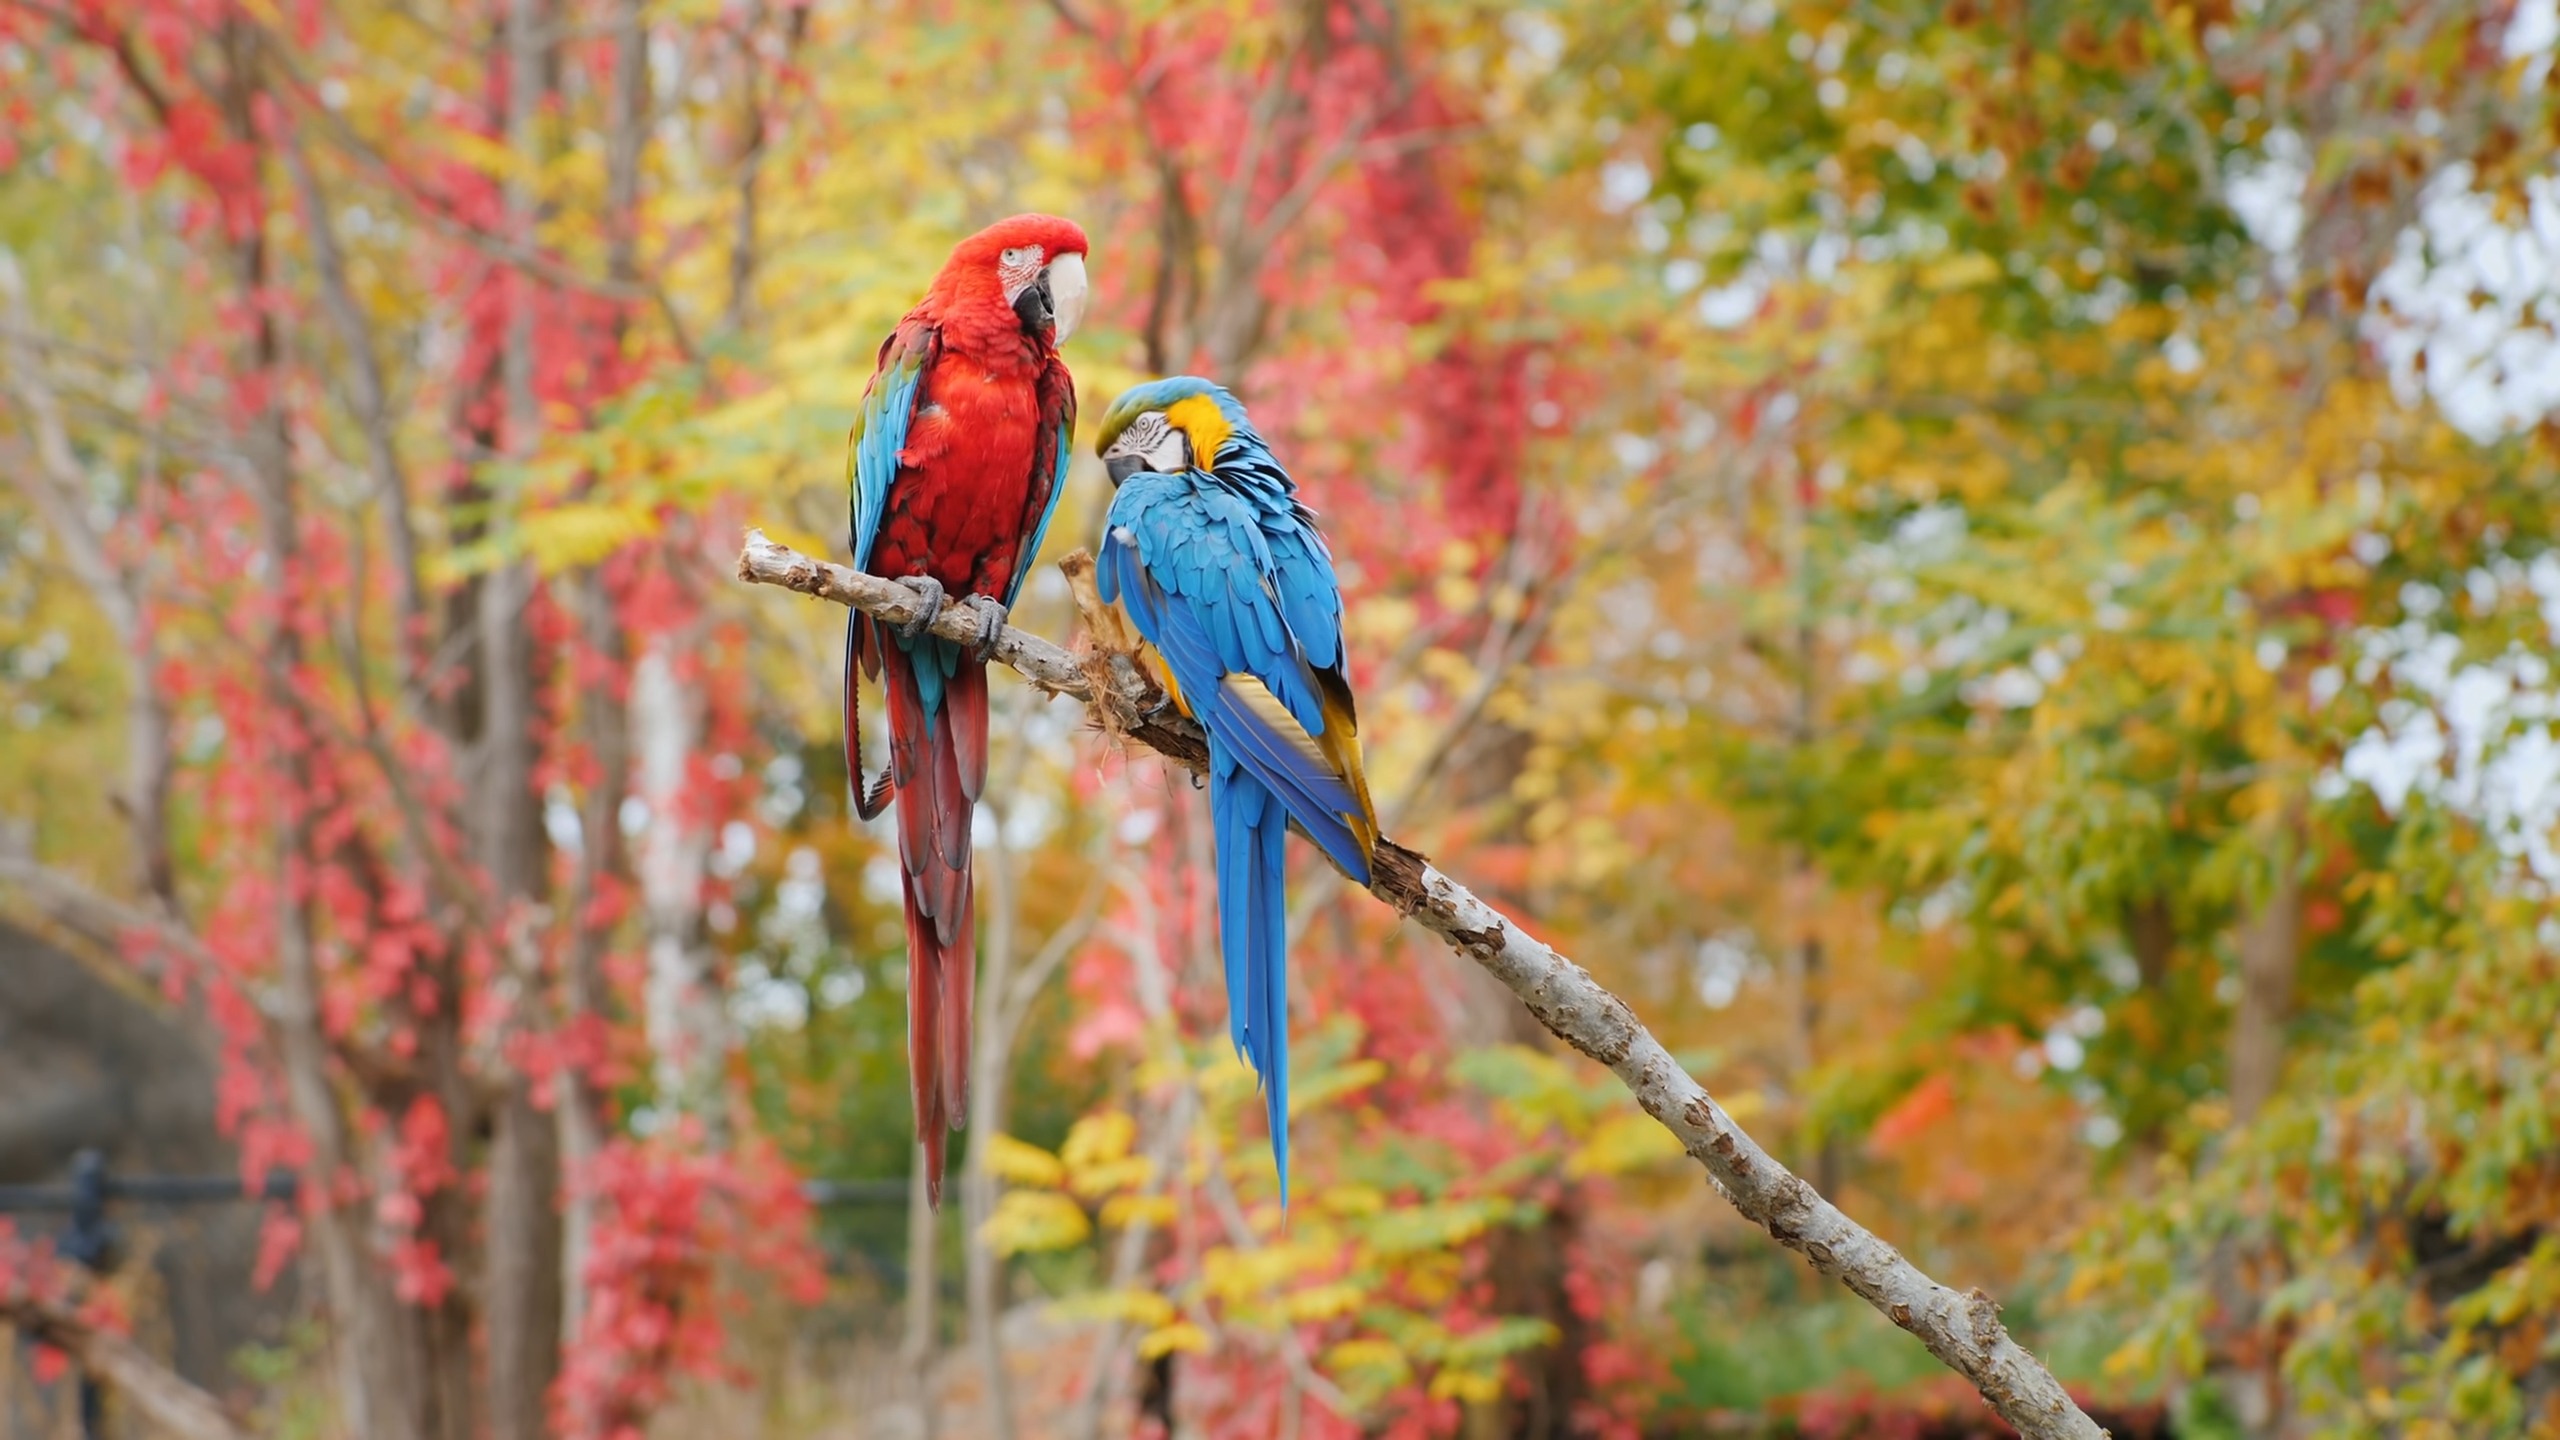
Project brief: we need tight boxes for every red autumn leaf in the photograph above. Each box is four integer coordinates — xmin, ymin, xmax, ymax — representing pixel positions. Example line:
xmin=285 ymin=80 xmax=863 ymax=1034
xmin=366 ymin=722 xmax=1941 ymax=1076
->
xmin=1871 ymin=1072 xmax=1960 ymax=1153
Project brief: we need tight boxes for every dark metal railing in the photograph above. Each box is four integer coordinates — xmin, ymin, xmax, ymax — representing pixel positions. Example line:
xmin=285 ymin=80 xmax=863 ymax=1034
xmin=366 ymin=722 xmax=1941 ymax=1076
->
xmin=0 ymin=1160 xmax=908 ymax=1217
xmin=1 ymin=1150 xmax=908 ymax=1438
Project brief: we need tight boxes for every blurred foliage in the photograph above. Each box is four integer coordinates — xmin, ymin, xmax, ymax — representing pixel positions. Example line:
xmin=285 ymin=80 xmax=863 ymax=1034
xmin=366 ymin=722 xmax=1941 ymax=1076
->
xmin=6 ymin=0 xmax=2560 ymax=1433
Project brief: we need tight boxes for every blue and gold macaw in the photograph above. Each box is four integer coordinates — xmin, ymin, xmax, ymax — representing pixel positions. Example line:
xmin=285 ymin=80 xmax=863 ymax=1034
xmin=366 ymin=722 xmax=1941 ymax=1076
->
xmin=1094 ymin=377 xmax=1379 ymax=1203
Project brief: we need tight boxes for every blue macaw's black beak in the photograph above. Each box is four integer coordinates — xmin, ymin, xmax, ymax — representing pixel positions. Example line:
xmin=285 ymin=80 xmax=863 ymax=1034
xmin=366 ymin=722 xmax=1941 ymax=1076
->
xmin=1014 ymin=271 xmax=1054 ymax=334
xmin=1105 ymin=453 xmax=1146 ymax=486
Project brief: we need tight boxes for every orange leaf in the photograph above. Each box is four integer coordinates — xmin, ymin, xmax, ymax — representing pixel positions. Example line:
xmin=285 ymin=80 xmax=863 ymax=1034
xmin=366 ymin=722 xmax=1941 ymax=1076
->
xmin=1871 ymin=1073 xmax=1958 ymax=1153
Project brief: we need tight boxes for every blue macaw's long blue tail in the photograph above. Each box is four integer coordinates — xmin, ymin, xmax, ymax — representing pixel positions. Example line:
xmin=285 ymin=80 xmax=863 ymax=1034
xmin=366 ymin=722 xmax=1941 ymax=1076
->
xmin=1210 ymin=742 xmax=1292 ymax=1206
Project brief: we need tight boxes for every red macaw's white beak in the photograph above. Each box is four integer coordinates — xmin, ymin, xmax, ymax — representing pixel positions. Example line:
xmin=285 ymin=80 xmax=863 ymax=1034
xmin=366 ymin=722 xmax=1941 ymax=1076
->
xmin=1047 ymin=252 xmax=1089 ymax=343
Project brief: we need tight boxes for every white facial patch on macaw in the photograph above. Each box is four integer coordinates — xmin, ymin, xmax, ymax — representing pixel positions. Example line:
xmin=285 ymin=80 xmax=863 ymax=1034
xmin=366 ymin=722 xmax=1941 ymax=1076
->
xmin=998 ymin=245 xmax=1046 ymax=304
xmin=1104 ymin=412 xmax=1192 ymax=474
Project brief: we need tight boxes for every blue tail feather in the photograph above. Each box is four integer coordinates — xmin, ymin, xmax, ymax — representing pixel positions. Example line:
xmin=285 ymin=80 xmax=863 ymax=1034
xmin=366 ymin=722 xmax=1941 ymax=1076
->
xmin=1253 ymin=797 xmax=1289 ymax=1207
xmin=1209 ymin=745 xmax=1294 ymax=1208
xmin=1211 ymin=756 xmax=1259 ymax=1062
xmin=896 ymin=632 xmax=961 ymax=734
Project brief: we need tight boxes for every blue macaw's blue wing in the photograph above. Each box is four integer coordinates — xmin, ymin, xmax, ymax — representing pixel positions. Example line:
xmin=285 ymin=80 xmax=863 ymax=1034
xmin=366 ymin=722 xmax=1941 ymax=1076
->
xmin=1260 ymin=506 xmax=1347 ymax=677
xmin=1100 ymin=477 xmax=1368 ymax=873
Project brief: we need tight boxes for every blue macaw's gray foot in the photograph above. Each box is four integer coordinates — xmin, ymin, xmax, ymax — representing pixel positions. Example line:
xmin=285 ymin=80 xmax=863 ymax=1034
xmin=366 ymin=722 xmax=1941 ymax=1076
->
xmin=898 ymin=576 xmax=947 ymax=642
xmin=960 ymin=595 xmax=1008 ymax=656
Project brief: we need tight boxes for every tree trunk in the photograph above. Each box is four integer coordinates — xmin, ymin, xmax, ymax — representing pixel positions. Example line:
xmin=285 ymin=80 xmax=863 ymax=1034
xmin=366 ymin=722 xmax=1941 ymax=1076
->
xmin=2227 ymin=824 xmax=2302 ymax=1123
xmin=962 ymin=784 xmax=1023 ymax=1440
xmin=482 ymin=5 xmax=565 ymax=1436
xmin=207 ymin=19 xmax=461 ymax=1430
xmin=477 ymin=563 xmax=561 ymax=1440
xmin=277 ymin=910 xmax=440 ymax=1440
xmin=634 ymin=638 xmax=731 ymax=1124
xmin=2208 ymin=808 xmax=2306 ymax=1438
xmin=904 ymin=1144 xmax=941 ymax=1440
xmin=551 ymin=0 xmax=649 ymax=1344
xmin=558 ymin=569 xmax=630 ymax=1341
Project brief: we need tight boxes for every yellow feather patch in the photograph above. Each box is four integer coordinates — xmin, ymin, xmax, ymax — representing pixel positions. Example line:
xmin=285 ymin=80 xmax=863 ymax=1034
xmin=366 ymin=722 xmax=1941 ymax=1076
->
xmin=1314 ymin=679 xmax=1380 ymax=865
xmin=1221 ymin=673 xmax=1382 ymax=867
xmin=1221 ymin=676 xmax=1333 ymax=774
xmin=1147 ymin=648 xmax=1192 ymax=719
xmin=1164 ymin=395 xmax=1234 ymax=472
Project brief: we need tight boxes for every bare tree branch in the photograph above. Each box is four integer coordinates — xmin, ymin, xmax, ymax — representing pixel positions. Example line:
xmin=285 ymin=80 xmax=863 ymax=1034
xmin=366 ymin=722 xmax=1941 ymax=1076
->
xmin=0 ymin=855 xmax=212 ymax=983
xmin=1 ymin=1296 xmax=248 ymax=1440
xmin=280 ymin=128 xmax=426 ymax=674
xmin=0 ymin=254 xmax=182 ymax=908
xmin=734 ymin=528 xmax=2108 ymax=1440
xmin=242 ymin=20 xmax=702 ymax=362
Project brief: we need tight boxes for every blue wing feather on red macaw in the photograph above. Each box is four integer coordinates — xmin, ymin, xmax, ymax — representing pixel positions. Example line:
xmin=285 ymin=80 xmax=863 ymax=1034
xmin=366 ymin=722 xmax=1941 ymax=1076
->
xmin=845 ymin=214 xmax=1089 ymax=1207
xmin=1094 ymin=377 xmax=1380 ymax=1205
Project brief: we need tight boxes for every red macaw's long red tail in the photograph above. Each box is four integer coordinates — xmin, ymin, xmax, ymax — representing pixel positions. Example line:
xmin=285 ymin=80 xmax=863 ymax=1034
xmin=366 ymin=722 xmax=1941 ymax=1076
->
xmin=874 ymin=631 xmax=988 ymax=1208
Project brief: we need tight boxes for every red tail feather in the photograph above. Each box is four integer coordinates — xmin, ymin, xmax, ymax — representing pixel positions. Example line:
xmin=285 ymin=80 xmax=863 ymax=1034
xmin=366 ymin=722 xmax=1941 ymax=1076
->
xmin=879 ymin=643 xmax=983 ymax=1206
xmin=904 ymin=883 xmax=949 ymax=1206
xmin=950 ymin=661 xmax=989 ymax=803
xmin=940 ymin=874 xmax=974 ymax=1127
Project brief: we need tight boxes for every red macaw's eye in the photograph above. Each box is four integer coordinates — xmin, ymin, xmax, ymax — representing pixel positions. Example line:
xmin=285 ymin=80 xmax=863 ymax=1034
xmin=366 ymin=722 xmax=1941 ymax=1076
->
xmin=998 ymin=246 xmax=1044 ymax=303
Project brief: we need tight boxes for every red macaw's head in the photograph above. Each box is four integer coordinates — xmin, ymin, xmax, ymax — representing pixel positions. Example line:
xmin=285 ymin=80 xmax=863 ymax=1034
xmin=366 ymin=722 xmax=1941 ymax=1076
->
xmin=933 ymin=213 xmax=1091 ymax=345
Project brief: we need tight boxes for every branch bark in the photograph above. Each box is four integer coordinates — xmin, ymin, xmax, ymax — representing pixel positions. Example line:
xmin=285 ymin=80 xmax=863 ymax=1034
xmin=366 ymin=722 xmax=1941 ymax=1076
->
xmin=734 ymin=529 xmax=2108 ymax=1440
xmin=2 ymin=1296 xmax=247 ymax=1440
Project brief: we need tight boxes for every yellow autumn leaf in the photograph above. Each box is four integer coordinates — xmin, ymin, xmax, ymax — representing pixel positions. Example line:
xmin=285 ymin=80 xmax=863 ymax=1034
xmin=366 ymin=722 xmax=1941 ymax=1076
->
xmin=1565 ymin=1112 xmax=1687 ymax=1177
xmin=1279 ymin=1282 xmax=1366 ymax=1322
xmin=1400 ymin=1252 xmax=1463 ymax=1306
xmin=1099 ymin=1193 xmax=1178 ymax=1230
xmin=1201 ymin=1240 xmax=1334 ymax=1303
xmin=1048 ymin=1288 xmax=1174 ymax=1328
xmin=1324 ymin=1338 xmax=1410 ymax=1386
xmin=521 ymin=501 xmax=658 ymax=574
xmin=1060 ymin=1110 xmax=1137 ymax=1171
xmin=980 ymin=1191 xmax=1090 ymax=1255
xmin=1068 ymin=1155 xmax=1155 ymax=1199
xmin=981 ymin=1133 xmax=1066 ymax=1190
xmin=1137 ymin=1322 xmax=1210 ymax=1360
xmin=1288 ymin=1058 xmax=1387 ymax=1118
xmin=1197 ymin=1051 xmax=1259 ymax=1102
xmin=1318 ymin=1184 xmax=1386 ymax=1217
xmin=696 ymin=382 xmax=794 ymax=440
xmin=429 ymin=123 xmax=519 ymax=181
xmin=1429 ymin=1366 xmax=1505 ymax=1403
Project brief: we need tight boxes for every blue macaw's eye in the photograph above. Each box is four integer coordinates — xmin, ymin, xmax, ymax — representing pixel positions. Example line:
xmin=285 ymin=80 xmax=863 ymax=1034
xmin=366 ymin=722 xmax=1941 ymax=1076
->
xmin=1104 ymin=412 xmax=1193 ymax=478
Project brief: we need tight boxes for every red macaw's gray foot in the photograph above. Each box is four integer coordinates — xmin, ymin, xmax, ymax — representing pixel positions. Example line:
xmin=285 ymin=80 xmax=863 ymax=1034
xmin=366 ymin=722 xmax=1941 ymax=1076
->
xmin=960 ymin=595 xmax=1008 ymax=655
xmin=897 ymin=575 xmax=947 ymax=642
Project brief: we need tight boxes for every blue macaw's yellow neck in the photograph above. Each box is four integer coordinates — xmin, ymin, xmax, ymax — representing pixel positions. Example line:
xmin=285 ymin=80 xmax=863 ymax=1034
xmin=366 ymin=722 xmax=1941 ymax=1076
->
xmin=1163 ymin=394 xmax=1234 ymax=472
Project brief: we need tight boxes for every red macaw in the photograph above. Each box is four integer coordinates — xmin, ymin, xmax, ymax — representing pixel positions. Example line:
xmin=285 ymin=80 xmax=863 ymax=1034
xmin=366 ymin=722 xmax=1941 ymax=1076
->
xmin=846 ymin=214 xmax=1089 ymax=1205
